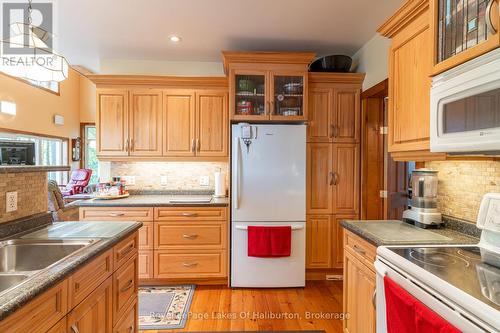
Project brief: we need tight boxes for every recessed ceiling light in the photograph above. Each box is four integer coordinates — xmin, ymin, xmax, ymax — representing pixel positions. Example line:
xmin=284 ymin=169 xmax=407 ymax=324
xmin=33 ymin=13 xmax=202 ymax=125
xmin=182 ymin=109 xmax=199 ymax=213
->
xmin=169 ymin=35 xmax=181 ymax=43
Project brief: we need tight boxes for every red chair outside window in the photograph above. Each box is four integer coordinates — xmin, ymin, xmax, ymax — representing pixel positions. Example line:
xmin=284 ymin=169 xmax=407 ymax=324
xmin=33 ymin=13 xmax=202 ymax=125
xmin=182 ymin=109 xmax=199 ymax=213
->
xmin=60 ymin=168 xmax=92 ymax=196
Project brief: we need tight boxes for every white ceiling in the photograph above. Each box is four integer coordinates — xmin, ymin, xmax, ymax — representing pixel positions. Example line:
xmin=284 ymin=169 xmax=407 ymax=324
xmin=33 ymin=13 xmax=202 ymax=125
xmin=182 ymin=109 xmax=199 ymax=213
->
xmin=56 ymin=0 xmax=404 ymax=73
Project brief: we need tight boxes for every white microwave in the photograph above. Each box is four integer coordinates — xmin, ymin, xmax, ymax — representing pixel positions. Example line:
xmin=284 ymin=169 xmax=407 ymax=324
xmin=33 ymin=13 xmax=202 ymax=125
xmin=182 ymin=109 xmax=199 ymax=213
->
xmin=430 ymin=49 xmax=500 ymax=154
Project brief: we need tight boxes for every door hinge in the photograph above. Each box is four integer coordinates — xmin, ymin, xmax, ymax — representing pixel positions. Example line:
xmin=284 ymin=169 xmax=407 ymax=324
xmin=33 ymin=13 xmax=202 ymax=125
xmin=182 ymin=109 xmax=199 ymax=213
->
xmin=380 ymin=190 xmax=388 ymax=198
xmin=379 ymin=126 xmax=388 ymax=135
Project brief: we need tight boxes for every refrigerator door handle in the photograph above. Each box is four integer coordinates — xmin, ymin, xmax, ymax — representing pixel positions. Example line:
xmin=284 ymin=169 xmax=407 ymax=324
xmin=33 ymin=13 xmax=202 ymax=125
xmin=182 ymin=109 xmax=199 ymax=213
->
xmin=234 ymin=137 xmax=241 ymax=209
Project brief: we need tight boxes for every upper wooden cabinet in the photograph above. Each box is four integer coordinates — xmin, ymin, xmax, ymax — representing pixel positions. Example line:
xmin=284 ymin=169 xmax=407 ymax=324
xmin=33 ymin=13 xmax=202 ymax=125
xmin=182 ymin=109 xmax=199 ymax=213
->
xmin=430 ymin=0 xmax=500 ymax=75
xmin=378 ymin=0 xmax=446 ymax=161
xmin=93 ymin=76 xmax=229 ymax=160
xmin=222 ymin=51 xmax=316 ymax=122
xmin=97 ymin=89 xmax=129 ymax=157
xmin=307 ymin=73 xmax=364 ymax=143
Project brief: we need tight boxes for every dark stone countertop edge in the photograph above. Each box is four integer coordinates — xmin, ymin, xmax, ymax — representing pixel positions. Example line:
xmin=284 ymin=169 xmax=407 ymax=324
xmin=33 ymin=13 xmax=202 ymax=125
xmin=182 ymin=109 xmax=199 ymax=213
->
xmin=77 ymin=201 xmax=229 ymax=207
xmin=0 ymin=165 xmax=71 ymax=173
xmin=340 ymin=220 xmax=479 ymax=247
xmin=0 ymin=222 xmax=142 ymax=320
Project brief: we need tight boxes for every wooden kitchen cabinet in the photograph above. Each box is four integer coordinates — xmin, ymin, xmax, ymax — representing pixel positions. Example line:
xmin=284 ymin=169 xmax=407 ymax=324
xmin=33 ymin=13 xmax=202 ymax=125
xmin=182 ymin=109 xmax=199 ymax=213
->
xmin=306 ymin=215 xmax=333 ymax=269
xmin=163 ymin=89 xmax=196 ymax=157
xmin=92 ymin=76 xmax=228 ymax=161
xmin=97 ymin=89 xmax=129 ymax=157
xmin=430 ymin=0 xmax=500 ymax=75
xmin=306 ymin=143 xmax=360 ymax=216
xmin=67 ymin=276 xmax=113 ymax=333
xmin=333 ymin=88 xmax=360 ymax=143
xmin=138 ymin=250 xmax=154 ymax=279
xmin=223 ymin=51 xmax=316 ymax=122
xmin=308 ymin=87 xmax=333 ymax=142
xmin=378 ymin=0 xmax=446 ymax=161
xmin=195 ymin=90 xmax=229 ymax=157
xmin=129 ymin=90 xmax=163 ymax=156
xmin=343 ymin=249 xmax=376 ymax=333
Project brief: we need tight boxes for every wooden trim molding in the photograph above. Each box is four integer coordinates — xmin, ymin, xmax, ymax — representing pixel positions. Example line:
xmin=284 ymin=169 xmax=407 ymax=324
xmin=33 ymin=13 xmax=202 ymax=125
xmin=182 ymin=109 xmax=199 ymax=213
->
xmin=361 ymin=79 xmax=388 ymax=98
xmin=377 ymin=0 xmax=429 ymax=38
xmin=308 ymin=72 xmax=366 ymax=85
xmin=87 ymin=75 xmax=228 ymax=89
xmin=222 ymin=51 xmax=316 ymax=74
xmin=390 ymin=150 xmax=446 ymax=162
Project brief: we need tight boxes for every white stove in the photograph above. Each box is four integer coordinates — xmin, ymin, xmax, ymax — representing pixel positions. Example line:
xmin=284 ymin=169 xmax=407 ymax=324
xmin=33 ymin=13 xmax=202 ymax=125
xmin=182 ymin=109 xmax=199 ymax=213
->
xmin=375 ymin=193 xmax=500 ymax=333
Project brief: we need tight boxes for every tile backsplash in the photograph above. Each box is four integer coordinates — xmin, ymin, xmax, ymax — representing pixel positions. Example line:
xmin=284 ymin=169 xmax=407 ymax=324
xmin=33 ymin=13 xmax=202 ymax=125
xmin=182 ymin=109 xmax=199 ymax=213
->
xmin=0 ymin=172 xmax=48 ymax=223
xmin=426 ymin=160 xmax=500 ymax=223
xmin=106 ymin=162 xmax=229 ymax=192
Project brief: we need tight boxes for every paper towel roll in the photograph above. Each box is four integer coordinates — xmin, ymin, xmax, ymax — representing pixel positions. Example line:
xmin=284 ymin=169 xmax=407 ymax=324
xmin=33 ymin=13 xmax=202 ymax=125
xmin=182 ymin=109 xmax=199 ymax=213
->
xmin=214 ymin=171 xmax=226 ymax=197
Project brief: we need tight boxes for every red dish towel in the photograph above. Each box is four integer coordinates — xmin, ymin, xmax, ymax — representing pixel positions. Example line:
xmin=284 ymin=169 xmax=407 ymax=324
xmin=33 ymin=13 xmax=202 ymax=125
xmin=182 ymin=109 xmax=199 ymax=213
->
xmin=384 ymin=276 xmax=461 ymax=333
xmin=247 ymin=226 xmax=292 ymax=257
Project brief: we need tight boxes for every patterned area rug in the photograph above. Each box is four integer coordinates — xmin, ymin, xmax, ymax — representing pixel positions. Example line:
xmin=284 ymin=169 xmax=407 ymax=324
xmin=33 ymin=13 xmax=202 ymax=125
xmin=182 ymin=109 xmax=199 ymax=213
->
xmin=139 ymin=285 xmax=195 ymax=330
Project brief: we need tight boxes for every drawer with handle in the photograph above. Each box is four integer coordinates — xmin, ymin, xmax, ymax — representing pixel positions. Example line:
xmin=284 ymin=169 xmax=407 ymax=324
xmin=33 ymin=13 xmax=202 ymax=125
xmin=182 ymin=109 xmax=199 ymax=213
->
xmin=154 ymin=222 xmax=226 ymax=249
xmin=113 ymin=299 xmax=137 ymax=333
xmin=113 ymin=255 xmax=138 ymax=326
xmin=79 ymin=207 xmax=154 ymax=221
xmin=154 ymin=207 xmax=227 ymax=221
xmin=114 ymin=233 xmax=138 ymax=269
xmin=154 ymin=250 xmax=227 ymax=278
xmin=344 ymin=230 xmax=376 ymax=269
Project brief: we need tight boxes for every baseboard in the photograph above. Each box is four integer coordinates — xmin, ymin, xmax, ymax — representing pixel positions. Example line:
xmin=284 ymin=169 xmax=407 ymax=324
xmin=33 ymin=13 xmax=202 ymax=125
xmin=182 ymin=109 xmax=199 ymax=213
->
xmin=306 ymin=268 xmax=343 ymax=281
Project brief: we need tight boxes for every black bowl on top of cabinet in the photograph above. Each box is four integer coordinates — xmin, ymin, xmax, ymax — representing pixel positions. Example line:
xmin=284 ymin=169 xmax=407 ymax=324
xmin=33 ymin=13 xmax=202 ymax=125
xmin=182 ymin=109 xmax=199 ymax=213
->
xmin=309 ymin=55 xmax=352 ymax=73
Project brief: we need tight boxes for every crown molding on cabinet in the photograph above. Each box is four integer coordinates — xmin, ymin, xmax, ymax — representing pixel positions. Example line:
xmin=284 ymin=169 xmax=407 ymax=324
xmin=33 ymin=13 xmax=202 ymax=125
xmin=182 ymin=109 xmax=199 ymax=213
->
xmin=87 ymin=75 xmax=228 ymax=88
xmin=308 ymin=72 xmax=366 ymax=85
xmin=221 ymin=51 xmax=316 ymax=74
xmin=377 ymin=0 xmax=429 ymax=38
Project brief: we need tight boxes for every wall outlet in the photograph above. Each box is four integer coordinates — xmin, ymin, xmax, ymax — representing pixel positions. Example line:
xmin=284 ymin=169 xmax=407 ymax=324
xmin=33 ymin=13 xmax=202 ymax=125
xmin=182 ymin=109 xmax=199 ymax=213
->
xmin=160 ymin=176 xmax=168 ymax=186
xmin=199 ymin=176 xmax=210 ymax=187
xmin=6 ymin=191 xmax=17 ymax=213
xmin=121 ymin=176 xmax=136 ymax=185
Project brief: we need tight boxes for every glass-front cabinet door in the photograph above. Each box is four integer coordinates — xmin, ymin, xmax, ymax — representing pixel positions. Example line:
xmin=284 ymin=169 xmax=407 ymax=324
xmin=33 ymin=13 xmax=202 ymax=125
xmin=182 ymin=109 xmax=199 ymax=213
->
xmin=231 ymin=71 xmax=269 ymax=121
xmin=270 ymin=72 xmax=307 ymax=121
xmin=432 ymin=0 xmax=499 ymax=74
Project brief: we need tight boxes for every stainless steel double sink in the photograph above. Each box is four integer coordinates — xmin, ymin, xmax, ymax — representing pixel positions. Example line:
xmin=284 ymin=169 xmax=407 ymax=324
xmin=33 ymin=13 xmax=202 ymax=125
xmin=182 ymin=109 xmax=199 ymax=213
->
xmin=0 ymin=238 xmax=99 ymax=295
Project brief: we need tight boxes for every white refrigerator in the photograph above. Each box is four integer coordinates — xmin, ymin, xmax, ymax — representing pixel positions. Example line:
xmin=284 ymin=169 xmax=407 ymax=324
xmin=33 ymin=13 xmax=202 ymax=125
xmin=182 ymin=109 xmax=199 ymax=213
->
xmin=231 ymin=123 xmax=306 ymax=288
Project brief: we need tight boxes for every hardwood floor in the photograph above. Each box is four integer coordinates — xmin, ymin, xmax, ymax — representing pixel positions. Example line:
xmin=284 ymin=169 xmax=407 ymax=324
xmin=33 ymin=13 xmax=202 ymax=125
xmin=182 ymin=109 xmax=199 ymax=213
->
xmin=140 ymin=281 xmax=344 ymax=332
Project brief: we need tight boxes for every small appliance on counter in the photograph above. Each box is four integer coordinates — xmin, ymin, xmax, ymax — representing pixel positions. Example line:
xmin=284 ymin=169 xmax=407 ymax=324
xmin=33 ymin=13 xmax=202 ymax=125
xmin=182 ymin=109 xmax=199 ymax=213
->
xmin=402 ymin=169 xmax=442 ymax=228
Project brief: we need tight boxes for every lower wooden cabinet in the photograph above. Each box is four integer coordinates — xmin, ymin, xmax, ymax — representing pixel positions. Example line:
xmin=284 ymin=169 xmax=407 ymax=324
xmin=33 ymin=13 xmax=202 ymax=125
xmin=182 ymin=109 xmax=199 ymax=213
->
xmin=113 ymin=300 xmax=138 ymax=333
xmin=112 ymin=255 xmax=138 ymax=326
xmin=343 ymin=230 xmax=376 ymax=333
xmin=306 ymin=215 xmax=356 ymax=271
xmin=47 ymin=318 xmax=67 ymax=333
xmin=138 ymin=250 xmax=154 ymax=279
xmin=154 ymin=250 xmax=227 ymax=279
xmin=67 ymin=276 xmax=113 ymax=333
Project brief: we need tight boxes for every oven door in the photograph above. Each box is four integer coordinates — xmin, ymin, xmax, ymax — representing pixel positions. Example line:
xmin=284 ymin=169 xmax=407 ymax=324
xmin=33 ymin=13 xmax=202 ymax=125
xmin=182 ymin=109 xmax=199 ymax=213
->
xmin=375 ymin=259 xmax=486 ymax=333
xmin=430 ymin=50 xmax=500 ymax=153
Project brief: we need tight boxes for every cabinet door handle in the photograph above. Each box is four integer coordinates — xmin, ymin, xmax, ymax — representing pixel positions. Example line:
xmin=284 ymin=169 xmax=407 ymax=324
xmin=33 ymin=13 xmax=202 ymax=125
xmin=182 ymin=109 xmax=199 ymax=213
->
xmin=266 ymin=101 xmax=270 ymax=115
xmin=130 ymin=139 xmax=135 ymax=151
xmin=128 ymin=326 xmax=134 ymax=333
xmin=120 ymin=279 xmax=134 ymax=293
xmin=486 ymin=0 xmax=497 ymax=34
xmin=329 ymin=172 xmax=334 ymax=186
xmin=119 ymin=243 xmax=135 ymax=258
xmin=331 ymin=171 xmax=339 ymax=186
xmin=353 ymin=245 xmax=366 ymax=255
xmin=183 ymin=234 xmax=198 ymax=239
xmin=109 ymin=213 xmax=125 ymax=217
xmin=329 ymin=124 xmax=335 ymax=139
xmin=372 ymin=290 xmax=377 ymax=309
xmin=182 ymin=262 xmax=198 ymax=268
xmin=191 ymin=139 xmax=196 ymax=152
xmin=181 ymin=212 xmax=198 ymax=217
xmin=196 ymin=139 xmax=200 ymax=152
xmin=71 ymin=325 xmax=80 ymax=333
xmin=333 ymin=125 xmax=339 ymax=138
xmin=125 ymin=139 xmax=129 ymax=152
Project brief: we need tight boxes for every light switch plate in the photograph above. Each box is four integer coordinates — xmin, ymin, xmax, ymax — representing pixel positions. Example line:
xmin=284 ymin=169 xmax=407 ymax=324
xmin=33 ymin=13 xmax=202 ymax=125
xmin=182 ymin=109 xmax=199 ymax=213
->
xmin=160 ymin=176 xmax=168 ymax=186
xmin=199 ymin=176 xmax=210 ymax=187
xmin=6 ymin=191 xmax=17 ymax=213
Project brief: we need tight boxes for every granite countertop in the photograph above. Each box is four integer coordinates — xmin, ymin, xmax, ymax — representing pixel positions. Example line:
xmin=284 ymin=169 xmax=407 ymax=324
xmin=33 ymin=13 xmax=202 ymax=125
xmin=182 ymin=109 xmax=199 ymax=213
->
xmin=0 ymin=165 xmax=71 ymax=173
xmin=76 ymin=194 xmax=229 ymax=207
xmin=0 ymin=221 xmax=142 ymax=320
xmin=341 ymin=220 xmax=479 ymax=247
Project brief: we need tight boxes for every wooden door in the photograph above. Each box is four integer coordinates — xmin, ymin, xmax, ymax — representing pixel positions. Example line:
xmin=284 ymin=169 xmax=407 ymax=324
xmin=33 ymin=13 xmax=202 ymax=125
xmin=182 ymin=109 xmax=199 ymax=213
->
xmin=333 ymin=88 xmax=360 ymax=143
xmin=332 ymin=144 xmax=360 ymax=215
xmin=343 ymin=250 xmax=376 ymax=333
xmin=388 ymin=8 xmax=432 ymax=152
xmin=307 ymin=87 xmax=333 ymax=142
xmin=67 ymin=276 xmax=113 ymax=333
xmin=306 ymin=215 xmax=332 ymax=269
xmin=230 ymin=69 xmax=269 ymax=121
xmin=306 ymin=143 xmax=333 ymax=214
xmin=195 ymin=90 xmax=229 ymax=157
xmin=269 ymin=71 xmax=308 ymax=121
xmin=386 ymin=159 xmax=409 ymax=220
xmin=97 ymin=89 xmax=129 ymax=156
xmin=129 ymin=90 xmax=162 ymax=156
xmin=163 ymin=90 xmax=196 ymax=157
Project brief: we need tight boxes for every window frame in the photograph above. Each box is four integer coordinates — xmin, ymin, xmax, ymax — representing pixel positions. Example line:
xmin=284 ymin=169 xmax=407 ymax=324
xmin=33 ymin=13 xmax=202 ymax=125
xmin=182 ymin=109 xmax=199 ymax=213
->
xmin=80 ymin=122 xmax=98 ymax=183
